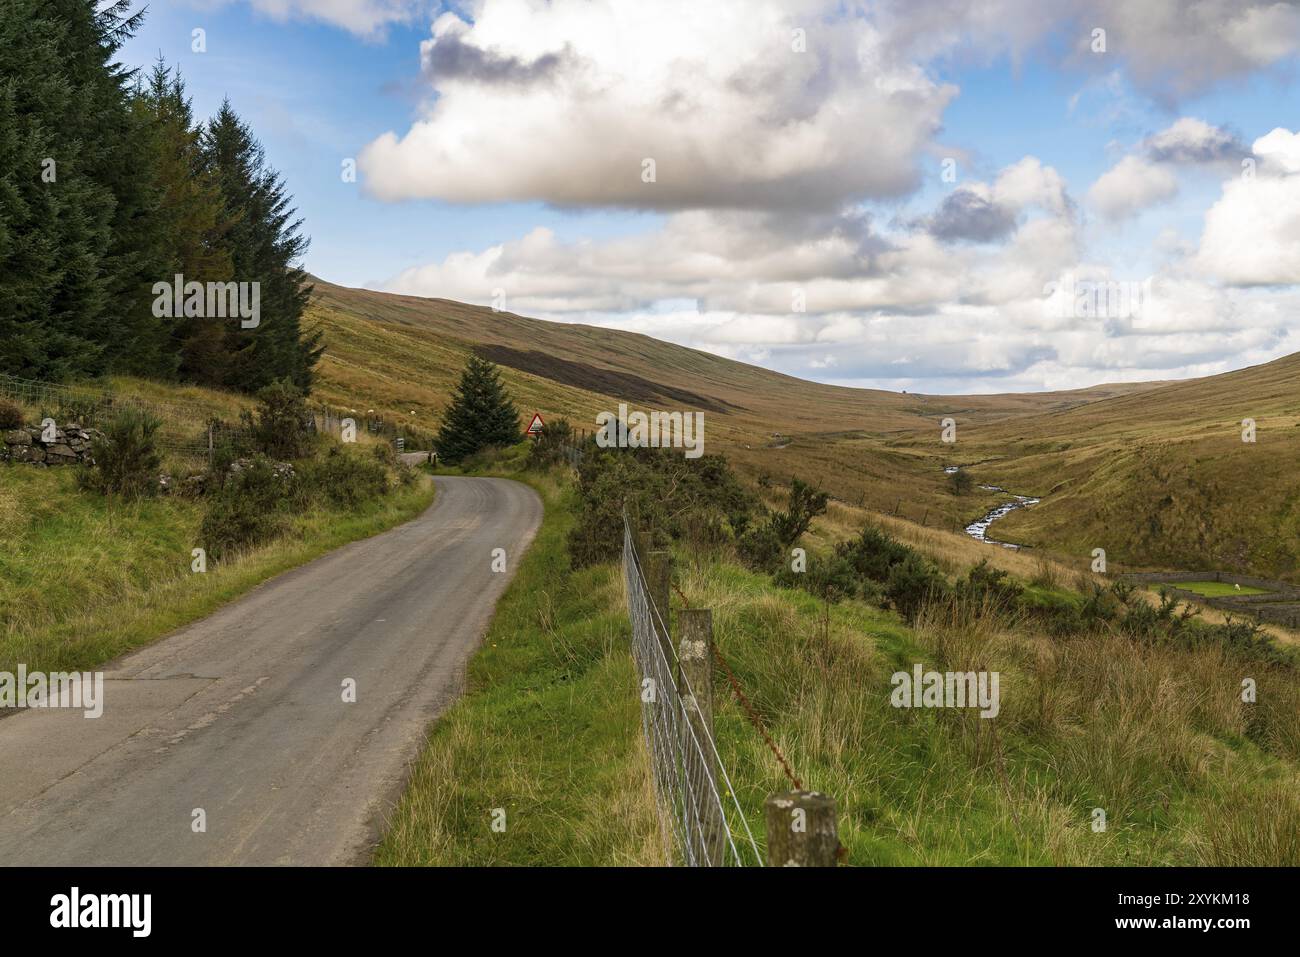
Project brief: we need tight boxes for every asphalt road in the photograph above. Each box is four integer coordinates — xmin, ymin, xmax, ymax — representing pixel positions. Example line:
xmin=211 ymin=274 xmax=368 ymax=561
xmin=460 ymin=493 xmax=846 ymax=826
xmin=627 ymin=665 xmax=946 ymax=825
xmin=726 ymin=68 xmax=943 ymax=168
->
xmin=0 ymin=476 xmax=541 ymax=865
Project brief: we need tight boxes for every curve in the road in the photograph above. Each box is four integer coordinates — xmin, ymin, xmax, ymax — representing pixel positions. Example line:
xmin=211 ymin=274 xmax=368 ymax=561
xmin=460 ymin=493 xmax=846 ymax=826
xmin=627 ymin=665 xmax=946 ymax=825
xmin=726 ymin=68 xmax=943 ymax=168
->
xmin=0 ymin=476 xmax=541 ymax=866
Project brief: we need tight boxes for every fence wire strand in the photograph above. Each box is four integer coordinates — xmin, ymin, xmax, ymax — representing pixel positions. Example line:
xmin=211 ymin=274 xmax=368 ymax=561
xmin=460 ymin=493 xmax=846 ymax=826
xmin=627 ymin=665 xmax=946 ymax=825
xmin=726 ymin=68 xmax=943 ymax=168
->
xmin=622 ymin=517 xmax=762 ymax=866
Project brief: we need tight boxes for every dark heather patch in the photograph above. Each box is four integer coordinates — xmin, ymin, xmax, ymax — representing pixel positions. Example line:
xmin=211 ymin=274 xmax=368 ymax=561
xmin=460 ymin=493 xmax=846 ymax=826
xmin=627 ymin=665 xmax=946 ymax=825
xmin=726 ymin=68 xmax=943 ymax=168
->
xmin=473 ymin=345 xmax=744 ymax=415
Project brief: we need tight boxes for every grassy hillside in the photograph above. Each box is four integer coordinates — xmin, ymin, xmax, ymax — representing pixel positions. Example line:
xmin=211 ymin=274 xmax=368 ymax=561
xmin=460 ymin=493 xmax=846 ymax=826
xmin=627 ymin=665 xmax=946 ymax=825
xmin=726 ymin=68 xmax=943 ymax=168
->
xmin=923 ymin=352 xmax=1300 ymax=579
xmin=306 ymin=278 xmax=1156 ymax=524
xmin=307 ymin=277 xmax=1300 ymax=581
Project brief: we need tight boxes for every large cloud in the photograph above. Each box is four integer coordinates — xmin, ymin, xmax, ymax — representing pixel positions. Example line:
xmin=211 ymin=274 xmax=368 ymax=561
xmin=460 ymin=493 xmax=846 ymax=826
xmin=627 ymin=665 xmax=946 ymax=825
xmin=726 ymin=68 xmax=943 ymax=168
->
xmin=1067 ymin=0 xmax=1300 ymax=103
xmin=326 ymin=0 xmax=1300 ymax=390
xmin=358 ymin=1 xmax=954 ymax=210
xmin=1196 ymin=129 xmax=1300 ymax=286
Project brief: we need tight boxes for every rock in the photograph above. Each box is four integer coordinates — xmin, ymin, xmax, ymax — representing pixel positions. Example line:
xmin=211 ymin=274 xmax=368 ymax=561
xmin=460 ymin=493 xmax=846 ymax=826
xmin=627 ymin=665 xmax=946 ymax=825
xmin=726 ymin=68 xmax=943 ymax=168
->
xmin=158 ymin=474 xmax=173 ymax=493
xmin=43 ymin=444 xmax=78 ymax=464
xmin=4 ymin=430 xmax=32 ymax=446
xmin=13 ymin=444 xmax=45 ymax=464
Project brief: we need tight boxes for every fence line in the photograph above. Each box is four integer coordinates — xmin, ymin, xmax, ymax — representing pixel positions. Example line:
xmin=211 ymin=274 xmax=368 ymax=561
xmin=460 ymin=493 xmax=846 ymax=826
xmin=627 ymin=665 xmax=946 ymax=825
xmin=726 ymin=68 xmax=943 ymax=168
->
xmin=0 ymin=372 xmax=249 ymax=458
xmin=622 ymin=516 xmax=762 ymax=866
xmin=0 ymin=374 xmax=428 ymax=459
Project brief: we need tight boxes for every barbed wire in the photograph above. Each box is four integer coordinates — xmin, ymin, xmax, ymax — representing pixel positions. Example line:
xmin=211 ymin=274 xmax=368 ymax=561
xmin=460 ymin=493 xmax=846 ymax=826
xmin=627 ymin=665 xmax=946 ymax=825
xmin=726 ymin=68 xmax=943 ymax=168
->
xmin=670 ymin=581 xmax=804 ymax=791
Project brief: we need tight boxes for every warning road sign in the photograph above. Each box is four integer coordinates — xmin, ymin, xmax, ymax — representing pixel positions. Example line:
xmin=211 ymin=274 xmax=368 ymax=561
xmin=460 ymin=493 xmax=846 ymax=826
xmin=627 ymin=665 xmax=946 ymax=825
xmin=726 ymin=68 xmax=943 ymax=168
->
xmin=526 ymin=412 xmax=545 ymax=435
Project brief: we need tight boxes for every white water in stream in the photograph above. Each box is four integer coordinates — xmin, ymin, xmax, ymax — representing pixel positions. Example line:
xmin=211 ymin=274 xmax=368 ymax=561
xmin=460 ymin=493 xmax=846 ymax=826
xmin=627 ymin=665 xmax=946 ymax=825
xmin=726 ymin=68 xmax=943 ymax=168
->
xmin=945 ymin=467 xmax=1040 ymax=550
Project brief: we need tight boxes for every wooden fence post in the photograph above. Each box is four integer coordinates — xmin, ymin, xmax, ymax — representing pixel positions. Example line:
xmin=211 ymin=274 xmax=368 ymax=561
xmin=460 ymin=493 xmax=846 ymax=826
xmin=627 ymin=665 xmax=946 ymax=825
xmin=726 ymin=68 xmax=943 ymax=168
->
xmin=678 ymin=609 xmax=724 ymax=864
xmin=764 ymin=790 xmax=839 ymax=866
xmin=645 ymin=550 xmax=673 ymax=667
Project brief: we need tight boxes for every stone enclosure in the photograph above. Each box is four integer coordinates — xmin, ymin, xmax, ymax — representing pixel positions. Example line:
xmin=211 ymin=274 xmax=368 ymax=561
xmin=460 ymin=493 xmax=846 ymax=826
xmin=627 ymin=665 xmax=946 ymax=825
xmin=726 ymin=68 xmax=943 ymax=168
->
xmin=1122 ymin=570 xmax=1300 ymax=630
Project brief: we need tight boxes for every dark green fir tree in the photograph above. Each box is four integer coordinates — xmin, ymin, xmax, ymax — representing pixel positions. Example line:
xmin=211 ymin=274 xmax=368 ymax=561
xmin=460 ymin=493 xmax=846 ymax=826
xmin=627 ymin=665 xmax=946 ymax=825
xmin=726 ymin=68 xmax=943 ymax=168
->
xmin=435 ymin=355 xmax=521 ymax=464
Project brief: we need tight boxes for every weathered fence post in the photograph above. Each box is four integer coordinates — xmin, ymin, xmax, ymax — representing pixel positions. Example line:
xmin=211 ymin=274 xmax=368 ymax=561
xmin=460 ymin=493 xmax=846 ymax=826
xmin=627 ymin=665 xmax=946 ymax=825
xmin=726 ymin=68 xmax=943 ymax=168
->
xmin=764 ymin=790 xmax=839 ymax=866
xmin=207 ymin=421 xmax=214 ymax=469
xmin=644 ymin=550 xmax=673 ymax=666
xmin=678 ymin=609 xmax=724 ymax=864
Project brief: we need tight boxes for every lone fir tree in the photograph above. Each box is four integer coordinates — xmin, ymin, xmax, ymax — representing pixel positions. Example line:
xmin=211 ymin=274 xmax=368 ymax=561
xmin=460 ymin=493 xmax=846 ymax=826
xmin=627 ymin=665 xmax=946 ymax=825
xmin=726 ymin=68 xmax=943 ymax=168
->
xmin=436 ymin=355 xmax=521 ymax=464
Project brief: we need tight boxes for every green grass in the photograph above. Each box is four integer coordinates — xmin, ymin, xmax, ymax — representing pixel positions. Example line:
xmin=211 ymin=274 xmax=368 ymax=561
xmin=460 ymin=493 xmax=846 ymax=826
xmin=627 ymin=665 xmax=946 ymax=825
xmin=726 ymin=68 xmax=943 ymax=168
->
xmin=375 ymin=470 xmax=664 ymax=865
xmin=0 ymin=465 xmax=435 ymax=675
xmin=378 ymin=465 xmax=1300 ymax=866
xmin=1172 ymin=580 xmax=1270 ymax=597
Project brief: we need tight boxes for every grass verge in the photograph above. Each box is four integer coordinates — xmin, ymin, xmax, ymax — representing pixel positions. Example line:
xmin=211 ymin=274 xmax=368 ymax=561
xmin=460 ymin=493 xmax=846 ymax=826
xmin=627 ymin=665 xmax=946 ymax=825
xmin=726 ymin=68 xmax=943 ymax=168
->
xmin=0 ymin=466 xmax=435 ymax=674
xmin=375 ymin=469 xmax=664 ymax=865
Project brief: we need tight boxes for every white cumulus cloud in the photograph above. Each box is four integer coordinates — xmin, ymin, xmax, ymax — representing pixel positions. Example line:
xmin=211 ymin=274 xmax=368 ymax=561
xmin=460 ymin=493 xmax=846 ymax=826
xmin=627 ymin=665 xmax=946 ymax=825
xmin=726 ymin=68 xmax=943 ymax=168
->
xmin=1087 ymin=155 xmax=1178 ymax=220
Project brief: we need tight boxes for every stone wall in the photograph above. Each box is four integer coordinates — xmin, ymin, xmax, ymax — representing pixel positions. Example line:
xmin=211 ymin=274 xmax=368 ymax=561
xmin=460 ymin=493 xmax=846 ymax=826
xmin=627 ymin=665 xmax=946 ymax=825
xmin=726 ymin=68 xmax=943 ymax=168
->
xmin=1 ymin=425 xmax=101 ymax=466
xmin=1120 ymin=570 xmax=1300 ymax=630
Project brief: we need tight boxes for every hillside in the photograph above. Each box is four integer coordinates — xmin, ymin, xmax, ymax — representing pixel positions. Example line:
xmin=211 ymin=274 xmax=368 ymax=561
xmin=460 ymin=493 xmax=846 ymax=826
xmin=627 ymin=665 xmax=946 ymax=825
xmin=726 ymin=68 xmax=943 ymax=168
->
xmin=306 ymin=278 xmax=1157 ymax=520
xmin=933 ymin=352 xmax=1300 ymax=578
xmin=307 ymin=277 xmax=1299 ymax=578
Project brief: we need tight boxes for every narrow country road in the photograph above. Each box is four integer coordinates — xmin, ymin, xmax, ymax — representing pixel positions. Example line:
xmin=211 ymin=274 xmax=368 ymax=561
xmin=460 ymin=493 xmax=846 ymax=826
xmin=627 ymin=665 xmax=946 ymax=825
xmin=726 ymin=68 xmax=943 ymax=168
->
xmin=0 ymin=476 xmax=541 ymax=866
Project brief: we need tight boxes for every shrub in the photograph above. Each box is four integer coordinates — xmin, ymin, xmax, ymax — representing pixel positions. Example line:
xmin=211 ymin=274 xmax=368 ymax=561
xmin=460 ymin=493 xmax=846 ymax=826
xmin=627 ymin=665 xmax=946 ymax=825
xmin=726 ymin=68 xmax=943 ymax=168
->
xmin=527 ymin=417 xmax=576 ymax=469
xmin=569 ymin=445 xmax=755 ymax=568
xmin=948 ymin=468 xmax=974 ymax=495
xmin=199 ymin=456 xmax=290 ymax=562
xmin=886 ymin=551 xmax=948 ymax=621
xmin=1030 ymin=556 xmax=1060 ymax=589
xmin=0 ymin=399 xmax=23 ymax=430
xmin=77 ymin=408 xmax=162 ymax=499
xmin=243 ymin=379 xmax=311 ymax=460
xmin=955 ymin=558 xmax=1022 ymax=612
xmin=737 ymin=478 xmax=828 ymax=571
xmin=298 ymin=447 xmax=389 ymax=507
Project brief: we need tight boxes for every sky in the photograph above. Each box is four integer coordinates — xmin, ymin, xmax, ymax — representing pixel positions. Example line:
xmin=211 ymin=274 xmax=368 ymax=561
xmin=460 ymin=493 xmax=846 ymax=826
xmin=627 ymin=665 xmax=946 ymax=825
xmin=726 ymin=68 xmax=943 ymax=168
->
xmin=122 ymin=0 xmax=1300 ymax=394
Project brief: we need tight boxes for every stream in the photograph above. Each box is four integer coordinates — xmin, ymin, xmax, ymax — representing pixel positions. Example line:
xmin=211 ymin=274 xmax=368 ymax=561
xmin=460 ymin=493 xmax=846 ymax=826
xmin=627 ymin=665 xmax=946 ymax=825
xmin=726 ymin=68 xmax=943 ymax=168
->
xmin=944 ymin=467 xmax=1040 ymax=550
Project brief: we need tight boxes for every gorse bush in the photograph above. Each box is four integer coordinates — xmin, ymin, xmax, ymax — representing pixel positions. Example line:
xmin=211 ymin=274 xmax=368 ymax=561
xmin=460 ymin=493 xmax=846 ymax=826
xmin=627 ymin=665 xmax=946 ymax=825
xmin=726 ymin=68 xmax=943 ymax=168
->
xmin=737 ymin=479 xmax=830 ymax=572
xmin=200 ymin=444 xmax=400 ymax=563
xmin=778 ymin=520 xmax=937 ymax=619
xmin=0 ymin=400 xmax=23 ymax=430
xmin=526 ymin=417 xmax=576 ymax=469
xmin=242 ymin=379 xmax=311 ymax=460
xmin=200 ymin=455 xmax=291 ymax=562
xmin=885 ymin=551 xmax=948 ymax=621
xmin=298 ymin=447 xmax=389 ymax=507
xmin=954 ymin=559 xmax=1023 ymax=614
xmin=77 ymin=408 xmax=162 ymax=500
xmin=568 ymin=445 xmax=755 ymax=568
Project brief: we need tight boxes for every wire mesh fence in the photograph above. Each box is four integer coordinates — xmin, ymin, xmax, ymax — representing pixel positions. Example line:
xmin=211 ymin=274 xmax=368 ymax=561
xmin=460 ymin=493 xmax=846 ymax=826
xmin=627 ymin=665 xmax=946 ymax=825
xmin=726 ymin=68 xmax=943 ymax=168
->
xmin=309 ymin=405 xmax=434 ymax=452
xmin=0 ymin=373 xmax=439 ymax=464
xmin=622 ymin=517 xmax=762 ymax=866
xmin=0 ymin=372 xmax=250 ymax=459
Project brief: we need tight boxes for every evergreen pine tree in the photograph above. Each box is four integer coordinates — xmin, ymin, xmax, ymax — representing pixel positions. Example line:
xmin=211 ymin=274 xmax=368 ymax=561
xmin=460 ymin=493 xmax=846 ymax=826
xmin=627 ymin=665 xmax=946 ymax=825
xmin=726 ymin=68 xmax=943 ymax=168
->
xmin=200 ymin=101 xmax=321 ymax=393
xmin=135 ymin=60 xmax=234 ymax=386
xmin=0 ymin=0 xmax=153 ymax=379
xmin=435 ymin=355 xmax=522 ymax=464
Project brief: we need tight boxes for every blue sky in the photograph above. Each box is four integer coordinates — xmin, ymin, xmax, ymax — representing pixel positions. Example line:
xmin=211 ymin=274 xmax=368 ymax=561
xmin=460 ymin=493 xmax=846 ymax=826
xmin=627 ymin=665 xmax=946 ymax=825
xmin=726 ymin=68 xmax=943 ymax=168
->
xmin=121 ymin=1 xmax=1300 ymax=393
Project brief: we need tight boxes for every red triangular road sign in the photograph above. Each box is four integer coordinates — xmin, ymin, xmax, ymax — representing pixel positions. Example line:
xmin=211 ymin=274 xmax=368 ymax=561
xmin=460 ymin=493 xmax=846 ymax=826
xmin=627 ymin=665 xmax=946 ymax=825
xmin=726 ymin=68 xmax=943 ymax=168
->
xmin=526 ymin=412 xmax=545 ymax=434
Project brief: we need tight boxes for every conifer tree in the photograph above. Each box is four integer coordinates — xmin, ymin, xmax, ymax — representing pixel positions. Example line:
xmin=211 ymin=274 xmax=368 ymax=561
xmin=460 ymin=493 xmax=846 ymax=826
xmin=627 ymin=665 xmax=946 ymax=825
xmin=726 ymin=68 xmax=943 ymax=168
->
xmin=135 ymin=60 xmax=234 ymax=386
xmin=436 ymin=355 xmax=521 ymax=464
xmin=200 ymin=100 xmax=321 ymax=392
xmin=0 ymin=0 xmax=154 ymax=379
